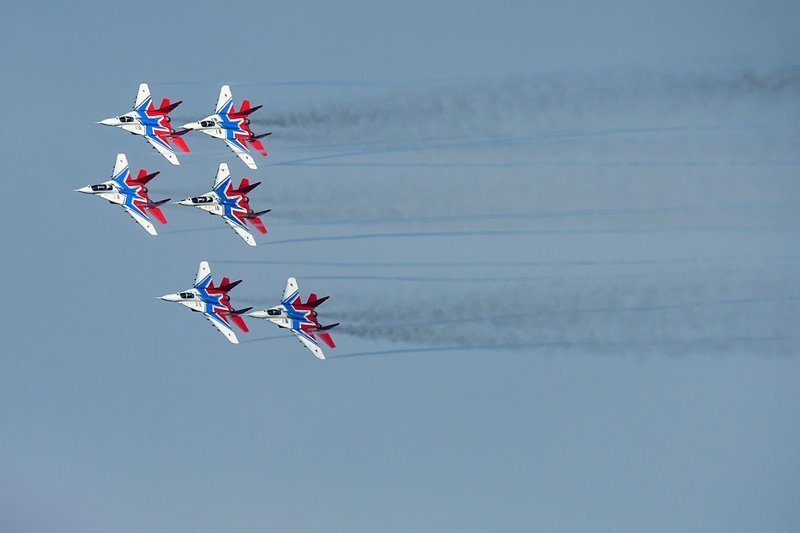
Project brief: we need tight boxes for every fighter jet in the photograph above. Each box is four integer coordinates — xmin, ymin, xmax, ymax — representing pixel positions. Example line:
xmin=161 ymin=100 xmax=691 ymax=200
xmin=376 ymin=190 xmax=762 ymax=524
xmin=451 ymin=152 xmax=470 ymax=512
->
xmin=159 ymin=261 xmax=251 ymax=344
xmin=97 ymin=83 xmax=190 ymax=166
xmin=75 ymin=153 xmax=170 ymax=236
xmin=248 ymin=278 xmax=338 ymax=360
xmin=181 ymin=85 xmax=270 ymax=170
xmin=177 ymin=163 xmax=269 ymax=246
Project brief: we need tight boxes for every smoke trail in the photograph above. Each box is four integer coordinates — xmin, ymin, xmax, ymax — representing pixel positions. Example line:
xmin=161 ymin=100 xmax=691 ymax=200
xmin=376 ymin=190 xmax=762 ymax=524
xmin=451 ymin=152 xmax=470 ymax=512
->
xmin=331 ymin=336 xmax=800 ymax=359
xmin=325 ymin=271 xmax=800 ymax=357
xmin=212 ymin=254 xmax=800 ymax=270
xmin=272 ymin=202 xmax=790 ymax=227
xmin=254 ymin=67 xmax=800 ymax=144
xmin=265 ymin=225 xmax=800 ymax=247
xmin=230 ymin=66 xmax=800 ymax=225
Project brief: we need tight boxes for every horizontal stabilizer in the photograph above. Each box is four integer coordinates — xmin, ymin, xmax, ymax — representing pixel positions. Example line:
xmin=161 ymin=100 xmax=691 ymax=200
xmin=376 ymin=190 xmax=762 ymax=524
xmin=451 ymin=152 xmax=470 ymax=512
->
xmin=318 ymin=332 xmax=335 ymax=349
xmin=170 ymin=134 xmax=190 ymax=153
xmin=315 ymin=322 xmax=339 ymax=332
xmin=147 ymin=206 xmax=167 ymax=225
xmin=251 ymin=132 xmax=272 ymax=139
xmin=230 ymin=307 xmax=253 ymax=316
xmin=249 ymin=139 xmax=267 ymax=157
xmin=248 ymin=216 xmax=267 ymax=234
xmin=230 ymin=314 xmax=249 ymax=333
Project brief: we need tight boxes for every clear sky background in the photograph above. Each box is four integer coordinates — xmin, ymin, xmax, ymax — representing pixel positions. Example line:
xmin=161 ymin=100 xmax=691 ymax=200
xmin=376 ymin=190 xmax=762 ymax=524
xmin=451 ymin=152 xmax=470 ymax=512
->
xmin=1 ymin=1 xmax=799 ymax=531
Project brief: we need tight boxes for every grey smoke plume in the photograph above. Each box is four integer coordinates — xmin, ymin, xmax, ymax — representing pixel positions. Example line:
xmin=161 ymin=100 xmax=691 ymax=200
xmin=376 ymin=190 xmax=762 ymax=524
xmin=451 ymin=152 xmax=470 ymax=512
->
xmin=248 ymin=66 xmax=800 ymax=225
xmin=255 ymin=67 xmax=800 ymax=144
xmin=325 ymin=270 xmax=800 ymax=357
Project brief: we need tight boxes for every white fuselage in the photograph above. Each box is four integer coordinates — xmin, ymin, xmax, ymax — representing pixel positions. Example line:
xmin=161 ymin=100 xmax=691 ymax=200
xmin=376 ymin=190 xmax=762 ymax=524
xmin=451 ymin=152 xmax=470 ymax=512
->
xmin=99 ymin=110 xmax=168 ymax=137
xmin=249 ymin=306 xmax=296 ymax=329
xmin=183 ymin=115 xmax=232 ymax=140
xmin=179 ymin=193 xmax=224 ymax=215
xmin=159 ymin=289 xmax=206 ymax=312
xmin=76 ymin=182 xmax=130 ymax=206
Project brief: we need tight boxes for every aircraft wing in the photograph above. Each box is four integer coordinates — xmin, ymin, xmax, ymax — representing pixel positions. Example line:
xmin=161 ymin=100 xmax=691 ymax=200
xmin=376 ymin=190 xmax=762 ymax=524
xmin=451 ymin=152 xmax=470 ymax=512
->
xmin=216 ymin=85 xmax=232 ymax=113
xmin=203 ymin=312 xmax=239 ymax=344
xmin=282 ymin=277 xmax=299 ymax=303
xmin=145 ymin=134 xmax=180 ymax=166
xmin=134 ymin=83 xmax=151 ymax=110
xmin=291 ymin=329 xmax=325 ymax=360
xmin=122 ymin=204 xmax=157 ymax=236
xmin=213 ymin=163 xmax=231 ymax=188
xmin=195 ymin=261 xmax=211 ymax=287
xmin=221 ymin=216 xmax=257 ymax=246
xmin=224 ymin=139 xmax=257 ymax=170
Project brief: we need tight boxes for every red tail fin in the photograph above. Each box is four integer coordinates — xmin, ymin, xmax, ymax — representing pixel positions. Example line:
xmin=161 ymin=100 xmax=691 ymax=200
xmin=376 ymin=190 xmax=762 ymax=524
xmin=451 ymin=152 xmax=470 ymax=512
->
xmin=234 ymin=101 xmax=262 ymax=116
xmin=218 ymin=279 xmax=242 ymax=292
xmin=148 ymin=206 xmax=167 ymax=225
xmin=135 ymin=169 xmax=160 ymax=184
xmin=306 ymin=295 xmax=329 ymax=308
xmin=237 ymin=179 xmax=261 ymax=195
xmin=157 ymin=98 xmax=182 ymax=114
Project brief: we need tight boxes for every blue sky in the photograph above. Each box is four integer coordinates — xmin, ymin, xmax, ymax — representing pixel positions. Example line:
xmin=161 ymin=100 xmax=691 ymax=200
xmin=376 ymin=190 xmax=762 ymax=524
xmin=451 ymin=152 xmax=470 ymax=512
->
xmin=1 ymin=1 xmax=798 ymax=531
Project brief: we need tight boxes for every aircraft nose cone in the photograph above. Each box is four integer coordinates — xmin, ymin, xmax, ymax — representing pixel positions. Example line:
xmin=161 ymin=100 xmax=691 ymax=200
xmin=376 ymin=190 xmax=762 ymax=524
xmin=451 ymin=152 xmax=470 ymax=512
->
xmin=181 ymin=122 xmax=198 ymax=130
xmin=159 ymin=294 xmax=181 ymax=302
xmin=74 ymin=186 xmax=93 ymax=194
xmin=97 ymin=118 xmax=117 ymax=126
xmin=247 ymin=310 xmax=269 ymax=319
xmin=177 ymin=198 xmax=193 ymax=206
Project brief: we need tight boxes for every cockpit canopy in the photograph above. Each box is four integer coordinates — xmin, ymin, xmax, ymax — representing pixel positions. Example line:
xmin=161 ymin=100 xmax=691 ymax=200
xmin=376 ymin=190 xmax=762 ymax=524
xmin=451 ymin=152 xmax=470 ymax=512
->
xmin=266 ymin=309 xmax=282 ymax=316
xmin=90 ymin=184 xmax=114 ymax=192
xmin=200 ymin=120 xmax=215 ymax=128
xmin=191 ymin=196 xmax=213 ymax=204
xmin=118 ymin=116 xmax=135 ymax=123
xmin=179 ymin=292 xmax=195 ymax=299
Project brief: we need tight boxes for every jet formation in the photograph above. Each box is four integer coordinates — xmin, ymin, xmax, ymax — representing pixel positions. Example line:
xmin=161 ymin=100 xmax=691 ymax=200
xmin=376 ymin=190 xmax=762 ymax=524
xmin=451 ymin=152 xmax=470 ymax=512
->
xmin=86 ymin=83 xmax=339 ymax=358
xmin=160 ymin=262 xmax=338 ymax=358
